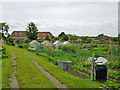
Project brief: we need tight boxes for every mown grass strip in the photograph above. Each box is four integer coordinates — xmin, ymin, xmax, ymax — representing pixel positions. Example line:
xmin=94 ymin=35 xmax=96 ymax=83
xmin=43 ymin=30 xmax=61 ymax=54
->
xmin=9 ymin=46 xmax=56 ymax=88
xmin=24 ymin=48 xmax=100 ymax=88
xmin=2 ymin=45 xmax=13 ymax=88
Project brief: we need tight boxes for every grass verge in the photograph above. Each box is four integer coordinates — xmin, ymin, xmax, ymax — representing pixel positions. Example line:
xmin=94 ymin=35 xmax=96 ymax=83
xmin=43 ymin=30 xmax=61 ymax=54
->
xmin=3 ymin=45 xmax=56 ymax=88
xmin=2 ymin=45 xmax=13 ymax=88
xmin=25 ymin=48 xmax=100 ymax=88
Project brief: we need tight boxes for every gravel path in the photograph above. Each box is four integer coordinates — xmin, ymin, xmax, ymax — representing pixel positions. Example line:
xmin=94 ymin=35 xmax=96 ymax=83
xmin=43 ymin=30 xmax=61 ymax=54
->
xmin=9 ymin=51 xmax=19 ymax=88
xmin=31 ymin=58 xmax=68 ymax=89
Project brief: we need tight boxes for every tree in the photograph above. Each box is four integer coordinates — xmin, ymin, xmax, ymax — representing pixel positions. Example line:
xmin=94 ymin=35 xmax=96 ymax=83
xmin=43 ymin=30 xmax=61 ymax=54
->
xmin=62 ymin=35 xmax=69 ymax=41
xmin=0 ymin=22 xmax=9 ymax=40
xmin=58 ymin=32 xmax=65 ymax=38
xmin=54 ymin=37 xmax=59 ymax=41
xmin=70 ymin=34 xmax=78 ymax=43
xmin=26 ymin=22 xmax=38 ymax=40
xmin=98 ymin=34 xmax=104 ymax=37
xmin=45 ymin=35 xmax=50 ymax=41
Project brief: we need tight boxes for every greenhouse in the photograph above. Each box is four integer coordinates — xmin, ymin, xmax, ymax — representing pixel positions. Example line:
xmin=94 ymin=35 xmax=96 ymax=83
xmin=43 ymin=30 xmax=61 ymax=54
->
xmin=53 ymin=40 xmax=63 ymax=49
xmin=41 ymin=41 xmax=52 ymax=49
xmin=29 ymin=40 xmax=40 ymax=50
xmin=63 ymin=41 xmax=71 ymax=45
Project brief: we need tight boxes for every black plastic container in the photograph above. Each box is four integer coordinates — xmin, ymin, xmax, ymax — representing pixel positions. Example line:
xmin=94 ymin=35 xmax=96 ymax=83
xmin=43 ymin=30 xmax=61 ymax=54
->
xmin=95 ymin=65 xmax=107 ymax=81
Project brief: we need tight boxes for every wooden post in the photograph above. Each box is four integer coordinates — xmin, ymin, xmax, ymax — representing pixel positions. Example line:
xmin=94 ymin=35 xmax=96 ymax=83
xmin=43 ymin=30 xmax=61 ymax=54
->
xmin=91 ymin=53 xmax=94 ymax=81
xmin=108 ymin=38 xmax=112 ymax=58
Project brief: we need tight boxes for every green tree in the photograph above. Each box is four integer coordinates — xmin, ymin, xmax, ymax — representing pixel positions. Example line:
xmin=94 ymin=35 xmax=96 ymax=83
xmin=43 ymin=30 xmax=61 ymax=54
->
xmin=70 ymin=34 xmax=78 ymax=43
xmin=98 ymin=34 xmax=104 ymax=37
xmin=62 ymin=35 xmax=69 ymax=41
xmin=54 ymin=37 xmax=59 ymax=41
xmin=26 ymin=22 xmax=38 ymax=40
xmin=45 ymin=35 xmax=50 ymax=41
xmin=58 ymin=32 xmax=65 ymax=38
xmin=0 ymin=22 xmax=9 ymax=40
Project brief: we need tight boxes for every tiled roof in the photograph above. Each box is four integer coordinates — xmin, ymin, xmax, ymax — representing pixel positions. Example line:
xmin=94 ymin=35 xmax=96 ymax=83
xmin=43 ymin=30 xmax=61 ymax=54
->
xmin=10 ymin=31 xmax=53 ymax=40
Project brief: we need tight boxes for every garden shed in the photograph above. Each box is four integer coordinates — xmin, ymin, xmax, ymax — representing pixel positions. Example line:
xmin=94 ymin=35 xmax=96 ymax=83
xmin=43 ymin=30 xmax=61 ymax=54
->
xmin=63 ymin=41 xmax=71 ymax=45
xmin=29 ymin=40 xmax=40 ymax=50
xmin=53 ymin=40 xmax=63 ymax=49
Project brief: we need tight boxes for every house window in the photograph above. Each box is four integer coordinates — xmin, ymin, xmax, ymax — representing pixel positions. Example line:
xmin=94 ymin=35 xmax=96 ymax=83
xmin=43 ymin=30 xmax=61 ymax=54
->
xmin=20 ymin=32 xmax=22 ymax=35
xmin=43 ymin=37 xmax=45 ymax=39
xmin=38 ymin=37 xmax=40 ymax=39
xmin=19 ymin=37 xmax=22 ymax=39
xmin=43 ymin=33 xmax=45 ymax=35
xmin=38 ymin=33 xmax=39 ymax=35
xmin=47 ymin=33 xmax=49 ymax=35
xmin=15 ymin=32 xmax=17 ymax=35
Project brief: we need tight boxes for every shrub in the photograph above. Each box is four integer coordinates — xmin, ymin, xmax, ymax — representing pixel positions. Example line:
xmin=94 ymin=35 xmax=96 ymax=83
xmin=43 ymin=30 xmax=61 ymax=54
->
xmin=18 ymin=44 xmax=23 ymax=48
xmin=90 ymin=44 xmax=97 ymax=47
xmin=24 ymin=43 xmax=29 ymax=48
xmin=2 ymin=46 xmax=8 ymax=59
xmin=61 ymin=45 xmax=77 ymax=53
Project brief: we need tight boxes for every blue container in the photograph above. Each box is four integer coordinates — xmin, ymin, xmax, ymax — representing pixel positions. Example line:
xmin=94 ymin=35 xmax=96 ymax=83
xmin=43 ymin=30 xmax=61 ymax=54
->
xmin=40 ymin=47 xmax=44 ymax=49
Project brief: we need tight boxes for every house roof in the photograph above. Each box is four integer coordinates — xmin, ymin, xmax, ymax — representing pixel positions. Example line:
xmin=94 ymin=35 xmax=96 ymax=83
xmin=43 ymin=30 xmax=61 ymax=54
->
xmin=10 ymin=31 xmax=52 ymax=37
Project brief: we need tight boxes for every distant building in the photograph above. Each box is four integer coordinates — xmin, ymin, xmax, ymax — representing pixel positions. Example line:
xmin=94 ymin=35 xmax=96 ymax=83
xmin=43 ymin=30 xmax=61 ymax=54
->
xmin=10 ymin=31 xmax=53 ymax=40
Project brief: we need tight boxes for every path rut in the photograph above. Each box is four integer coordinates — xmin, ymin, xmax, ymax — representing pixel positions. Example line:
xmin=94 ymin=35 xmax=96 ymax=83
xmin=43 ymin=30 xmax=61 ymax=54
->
xmin=31 ymin=58 xmax=68 ymax=89
xmin=9 ymin=51 xmax=19 ymax=88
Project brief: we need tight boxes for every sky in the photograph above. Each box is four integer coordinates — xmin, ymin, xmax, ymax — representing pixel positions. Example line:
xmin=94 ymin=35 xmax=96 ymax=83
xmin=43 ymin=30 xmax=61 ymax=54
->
xmin=0 ymin=1 xmax=118 ymax=37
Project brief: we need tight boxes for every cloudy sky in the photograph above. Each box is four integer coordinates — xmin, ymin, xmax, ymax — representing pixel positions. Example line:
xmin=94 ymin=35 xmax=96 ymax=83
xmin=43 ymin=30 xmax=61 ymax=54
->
xmin=0 ymin=1 xmax=118 ymax=37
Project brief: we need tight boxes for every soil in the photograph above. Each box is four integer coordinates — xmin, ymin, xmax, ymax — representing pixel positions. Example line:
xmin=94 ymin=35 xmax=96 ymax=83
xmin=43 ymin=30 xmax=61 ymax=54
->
xmin=79 ymin=69 xmax=91 ymax=76
xmin=9 ymin=51 xmax=19 ymax=88
xmin=37 ymin=53 xmax=46 ymax=57
xmin=38 ymin=54 xmax=46 ymax=57
xmin=64 ymin=70 xmax=90 ymax=79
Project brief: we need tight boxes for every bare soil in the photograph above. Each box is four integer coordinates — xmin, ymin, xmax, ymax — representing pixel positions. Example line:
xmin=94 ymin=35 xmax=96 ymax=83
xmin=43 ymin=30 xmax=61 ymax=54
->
xmin=9 ymin=51 xmax=19 ymax=88
xmin=37 ymin=54 xmax=46 ymax=57
xmin=64 ymin=70 xmax=90 ymax=79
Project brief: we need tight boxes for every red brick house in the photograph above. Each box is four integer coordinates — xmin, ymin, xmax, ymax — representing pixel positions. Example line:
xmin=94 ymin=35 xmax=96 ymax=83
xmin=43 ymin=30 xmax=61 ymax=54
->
xmin=10 ymin=31 xmax=53 ymax=40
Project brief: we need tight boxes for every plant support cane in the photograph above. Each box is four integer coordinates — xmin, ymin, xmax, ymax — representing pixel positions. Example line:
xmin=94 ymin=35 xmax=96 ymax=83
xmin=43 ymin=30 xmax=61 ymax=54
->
xmin=91 ymin=53 xmax=95 ymax=81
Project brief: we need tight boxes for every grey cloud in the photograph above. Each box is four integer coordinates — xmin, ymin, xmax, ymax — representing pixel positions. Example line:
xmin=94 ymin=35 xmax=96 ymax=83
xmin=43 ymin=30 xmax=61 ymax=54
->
xmin=1 ymin=2 xmax=118 ymax=37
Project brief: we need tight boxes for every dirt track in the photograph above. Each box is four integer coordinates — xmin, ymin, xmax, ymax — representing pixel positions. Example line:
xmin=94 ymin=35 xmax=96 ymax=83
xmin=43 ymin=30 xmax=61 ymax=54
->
xmin=9 ymin=51 xmax=19 ymax=88
xmin=31 ymin=58 xmax=68 ymax=89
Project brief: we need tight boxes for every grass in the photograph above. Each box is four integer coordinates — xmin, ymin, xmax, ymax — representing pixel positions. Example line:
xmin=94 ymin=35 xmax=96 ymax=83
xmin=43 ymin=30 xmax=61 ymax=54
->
xmin=2 ymin=45 xmax=13 ymax=88
xmin=0 ymin=58 xmax=2 ymax=89
xmin=24 ymin=48 xmax=100 ymax=88
xmin=3 ymin=45 xmax=56 ymax=88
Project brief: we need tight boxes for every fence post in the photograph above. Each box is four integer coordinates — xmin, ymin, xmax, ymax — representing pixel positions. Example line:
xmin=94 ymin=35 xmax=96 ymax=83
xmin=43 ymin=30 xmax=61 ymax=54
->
xmin=91 ymin=53 xmax=94 ymax=81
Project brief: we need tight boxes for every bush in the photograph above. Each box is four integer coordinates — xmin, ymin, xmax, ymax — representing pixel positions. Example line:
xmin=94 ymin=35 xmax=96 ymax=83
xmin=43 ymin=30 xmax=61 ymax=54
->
xmin=18 ymin=44 xmax=23 ymax=48
xmin=2 ymin=46 xmax=8 ymax=59
xmin=90 ymin=44 xmax=97 ymax=47
xmin=61 ymin=45 xmax=76 ymax=53
xmin=24 ymin=43 xmax=29 ymax=48
xmin=47 ymin=56 xmax=59 ymax=65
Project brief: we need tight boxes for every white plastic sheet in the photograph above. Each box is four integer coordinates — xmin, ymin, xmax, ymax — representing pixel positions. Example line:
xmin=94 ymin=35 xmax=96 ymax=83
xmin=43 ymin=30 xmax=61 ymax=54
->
xmin=95 ymin=57 xmax=108 ymax=65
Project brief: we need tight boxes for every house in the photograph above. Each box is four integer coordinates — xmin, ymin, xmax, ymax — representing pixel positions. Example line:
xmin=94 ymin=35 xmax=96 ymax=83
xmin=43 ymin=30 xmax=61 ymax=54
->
xmin=10 ymin=31 xmax=53 ymax=40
